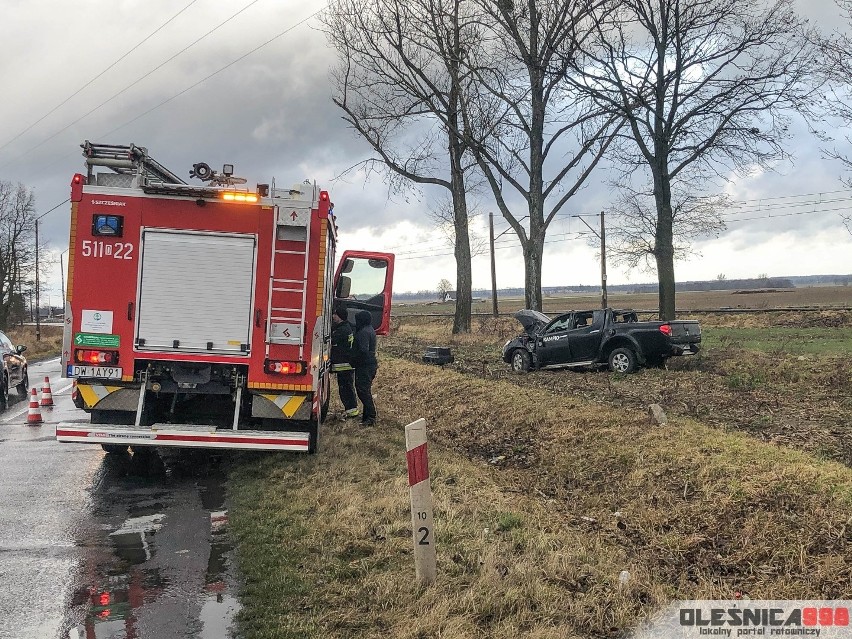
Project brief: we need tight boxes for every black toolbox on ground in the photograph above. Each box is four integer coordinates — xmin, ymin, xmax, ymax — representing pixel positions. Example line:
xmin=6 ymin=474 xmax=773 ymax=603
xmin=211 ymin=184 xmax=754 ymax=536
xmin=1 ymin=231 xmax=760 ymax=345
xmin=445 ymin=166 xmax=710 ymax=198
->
xmin=423 ymin=346 xmax=454 ymax=365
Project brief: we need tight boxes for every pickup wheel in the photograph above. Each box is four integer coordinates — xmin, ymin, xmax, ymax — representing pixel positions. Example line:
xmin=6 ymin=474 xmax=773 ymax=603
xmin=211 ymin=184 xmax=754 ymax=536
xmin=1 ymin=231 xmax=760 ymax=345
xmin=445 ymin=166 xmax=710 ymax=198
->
xmin=510 ymin=349 xmax=532 ymax=373
xmin=608 ymin=347 xmax=637 ymax=374
xmin=646 ymin=355 xmax=667 ymax=369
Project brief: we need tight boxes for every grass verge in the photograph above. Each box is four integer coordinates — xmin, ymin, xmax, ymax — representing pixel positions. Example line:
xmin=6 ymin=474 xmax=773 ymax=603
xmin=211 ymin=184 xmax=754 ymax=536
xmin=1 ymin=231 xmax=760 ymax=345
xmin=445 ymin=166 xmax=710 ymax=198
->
xmin=228 ymin=356 xmax=852 ymax=638
xmin=705 ymin=326 xmax=852 ymax=355
xmin=6 ymin=325 xmax=63 ymax=361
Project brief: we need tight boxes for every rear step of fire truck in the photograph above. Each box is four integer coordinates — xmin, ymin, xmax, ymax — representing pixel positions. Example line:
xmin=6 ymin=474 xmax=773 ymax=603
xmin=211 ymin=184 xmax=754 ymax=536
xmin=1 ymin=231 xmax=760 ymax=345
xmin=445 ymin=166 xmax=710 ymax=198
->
xmin=55 ymin=424 xmax=311 ymax=451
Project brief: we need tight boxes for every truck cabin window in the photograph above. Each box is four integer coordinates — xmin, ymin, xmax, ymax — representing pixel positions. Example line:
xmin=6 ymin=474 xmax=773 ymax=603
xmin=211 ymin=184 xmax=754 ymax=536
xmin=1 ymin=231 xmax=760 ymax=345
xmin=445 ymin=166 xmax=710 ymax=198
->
xmin=545 ymin=315 xmax=572 ymax=333
xmin=336 ymin=257 xmax=387 ymax=305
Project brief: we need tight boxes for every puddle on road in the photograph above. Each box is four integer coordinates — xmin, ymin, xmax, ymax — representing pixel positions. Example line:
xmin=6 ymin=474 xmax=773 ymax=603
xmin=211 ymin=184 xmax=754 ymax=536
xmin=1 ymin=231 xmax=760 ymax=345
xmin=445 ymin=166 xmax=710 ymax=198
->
xmin=63 ymin=450 xmax=240 ymax=638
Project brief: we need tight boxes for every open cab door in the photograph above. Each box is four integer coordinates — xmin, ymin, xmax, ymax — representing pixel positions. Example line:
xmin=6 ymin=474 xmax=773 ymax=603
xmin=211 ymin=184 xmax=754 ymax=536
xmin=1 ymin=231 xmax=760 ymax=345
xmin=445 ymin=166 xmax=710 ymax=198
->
xmin=334 ymin=251 xmax=395 ymax=335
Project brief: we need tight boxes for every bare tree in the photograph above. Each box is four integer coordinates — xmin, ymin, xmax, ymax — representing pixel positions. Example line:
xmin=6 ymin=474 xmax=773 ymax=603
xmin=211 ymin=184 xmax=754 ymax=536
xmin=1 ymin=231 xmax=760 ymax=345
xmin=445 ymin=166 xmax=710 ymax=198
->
xmin=428 ymin=193 xmax=488 ymax=257
xmin=436 ymin=277 xmax=453 ymax=300
xmin=608 ymin=183 xmax=728 ymax=271
xmin=0 ymin=180 xmax=36 ymax=329
xmin=572 ymin=0 xmax=824 ymax=319
xmin=453 ymin=0 xmax=620 ymax=311
xmin=321 ymin=0 xmax=483 ymax=333
xmin=819 ymin=0 xmax=852 ymax=234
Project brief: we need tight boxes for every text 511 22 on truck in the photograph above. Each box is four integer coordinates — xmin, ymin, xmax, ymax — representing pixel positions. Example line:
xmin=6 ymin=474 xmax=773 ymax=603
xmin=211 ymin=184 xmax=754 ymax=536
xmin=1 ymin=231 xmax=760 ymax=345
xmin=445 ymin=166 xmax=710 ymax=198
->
xmin=57 ymin=141 xmax=394 ymax=454
xmin=502 ymin=308 xmax=701 ymax=373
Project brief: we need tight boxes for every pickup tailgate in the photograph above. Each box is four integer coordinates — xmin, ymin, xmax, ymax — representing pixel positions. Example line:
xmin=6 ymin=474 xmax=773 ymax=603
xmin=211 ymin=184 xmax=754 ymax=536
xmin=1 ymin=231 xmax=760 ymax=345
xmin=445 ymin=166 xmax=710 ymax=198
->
xmin=669 ymin=320 xmax=701 ymax=348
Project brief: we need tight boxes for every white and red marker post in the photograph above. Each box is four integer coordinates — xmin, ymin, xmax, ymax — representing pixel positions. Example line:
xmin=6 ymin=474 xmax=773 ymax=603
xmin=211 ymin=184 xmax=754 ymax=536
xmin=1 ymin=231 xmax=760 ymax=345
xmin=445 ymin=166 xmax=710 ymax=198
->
xmin=405 ymin=418 xmax=437 ymax=585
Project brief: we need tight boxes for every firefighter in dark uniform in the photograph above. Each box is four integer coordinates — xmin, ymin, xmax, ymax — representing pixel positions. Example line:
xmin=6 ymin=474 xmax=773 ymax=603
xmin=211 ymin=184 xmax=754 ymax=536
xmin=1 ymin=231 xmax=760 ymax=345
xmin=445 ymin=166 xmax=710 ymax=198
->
xmin=352 ymin=309 xmax=378 ymax=426
xmin=330 ymin=306 xmax=359 ymax=418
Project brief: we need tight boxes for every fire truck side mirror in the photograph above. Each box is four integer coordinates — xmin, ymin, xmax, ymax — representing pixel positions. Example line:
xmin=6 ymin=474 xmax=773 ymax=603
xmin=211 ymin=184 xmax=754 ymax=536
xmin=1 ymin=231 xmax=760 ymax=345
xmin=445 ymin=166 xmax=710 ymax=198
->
xmin=336 ymin=276 xmax=351 ymax=299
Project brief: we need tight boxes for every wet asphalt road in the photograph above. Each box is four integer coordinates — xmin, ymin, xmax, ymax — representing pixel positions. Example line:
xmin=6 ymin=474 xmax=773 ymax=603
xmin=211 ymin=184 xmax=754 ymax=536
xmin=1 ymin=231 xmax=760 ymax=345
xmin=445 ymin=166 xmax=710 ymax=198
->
xmin=0 ymin=359 xmax=240 ymax=639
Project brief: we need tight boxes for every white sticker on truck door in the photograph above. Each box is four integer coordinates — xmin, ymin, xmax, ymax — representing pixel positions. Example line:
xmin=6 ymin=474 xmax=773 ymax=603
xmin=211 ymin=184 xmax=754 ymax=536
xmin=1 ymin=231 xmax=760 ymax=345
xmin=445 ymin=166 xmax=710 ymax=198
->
xmin=81 ymin=310 xmax=114 ymax=334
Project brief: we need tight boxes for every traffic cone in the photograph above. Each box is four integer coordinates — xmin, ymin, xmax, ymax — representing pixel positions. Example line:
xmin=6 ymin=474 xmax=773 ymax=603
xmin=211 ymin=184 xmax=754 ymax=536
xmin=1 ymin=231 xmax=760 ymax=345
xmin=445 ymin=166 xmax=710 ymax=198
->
xmin=40 ymin=376 xmax=54 ymax=407
xmin=27 ymin=388 xmax=43 ymax=425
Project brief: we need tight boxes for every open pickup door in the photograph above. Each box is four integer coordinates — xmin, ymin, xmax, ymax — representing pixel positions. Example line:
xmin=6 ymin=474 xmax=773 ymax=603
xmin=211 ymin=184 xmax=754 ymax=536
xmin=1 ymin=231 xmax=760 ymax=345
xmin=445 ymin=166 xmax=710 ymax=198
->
xmin=333 ymin=251 xmax=395 ymax=335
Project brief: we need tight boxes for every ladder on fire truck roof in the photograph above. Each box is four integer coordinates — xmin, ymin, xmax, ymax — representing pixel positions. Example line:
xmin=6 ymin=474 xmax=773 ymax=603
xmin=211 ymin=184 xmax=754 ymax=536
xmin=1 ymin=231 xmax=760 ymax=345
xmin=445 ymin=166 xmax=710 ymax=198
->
xmin=82 ymin=141 xmax=186 ymax=186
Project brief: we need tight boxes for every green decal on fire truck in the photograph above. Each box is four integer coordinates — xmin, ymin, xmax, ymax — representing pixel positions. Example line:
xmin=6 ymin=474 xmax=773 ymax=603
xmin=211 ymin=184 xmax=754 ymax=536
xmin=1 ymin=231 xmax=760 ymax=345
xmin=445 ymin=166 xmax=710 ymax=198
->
xmin=74 ymin=333 xmax=120 ymax=348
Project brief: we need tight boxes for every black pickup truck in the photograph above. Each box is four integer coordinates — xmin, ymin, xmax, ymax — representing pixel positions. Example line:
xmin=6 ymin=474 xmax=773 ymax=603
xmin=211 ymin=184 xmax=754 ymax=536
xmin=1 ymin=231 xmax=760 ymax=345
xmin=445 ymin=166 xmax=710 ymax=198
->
xmin=501 ymin=308 xmax=701 ymax=373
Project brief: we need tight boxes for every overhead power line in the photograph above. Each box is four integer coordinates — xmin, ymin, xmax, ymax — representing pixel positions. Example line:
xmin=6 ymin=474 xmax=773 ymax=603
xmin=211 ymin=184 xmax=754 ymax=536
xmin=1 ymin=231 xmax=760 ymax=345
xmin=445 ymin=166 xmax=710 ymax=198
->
xmin=0 ymin=0 xmax=200 ymax=156
xmin=395 ymin=232 xmax=584 ymax=260
xmin=725 ymin=204 xmax=852 ymax=224
xmin=99 ymin=7 xmax=327 ymax=139
xmin=0 ymin=0 xmax=264 ymax=170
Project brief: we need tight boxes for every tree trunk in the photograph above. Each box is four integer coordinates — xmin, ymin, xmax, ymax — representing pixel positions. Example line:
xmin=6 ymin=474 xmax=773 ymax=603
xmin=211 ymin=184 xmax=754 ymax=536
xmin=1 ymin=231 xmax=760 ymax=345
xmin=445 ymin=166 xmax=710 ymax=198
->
xmin=521 ymin=234 xmax=544 ymax=310
xmin=524 ymin=57 xmax=546 ymax=313
xmin=652 ymin=168 xmax=676 ymax=320
xmin=448 ymin=93 xmax=472 ymax=334
xmin=451 ymin=187 xmax=472 ymax=334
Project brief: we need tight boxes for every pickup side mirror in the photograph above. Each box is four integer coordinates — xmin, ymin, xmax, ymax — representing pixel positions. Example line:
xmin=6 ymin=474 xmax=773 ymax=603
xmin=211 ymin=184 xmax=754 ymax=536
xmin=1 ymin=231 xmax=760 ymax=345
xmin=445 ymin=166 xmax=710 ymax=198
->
xmin=16 ymin=345 xmax=27 ymax=354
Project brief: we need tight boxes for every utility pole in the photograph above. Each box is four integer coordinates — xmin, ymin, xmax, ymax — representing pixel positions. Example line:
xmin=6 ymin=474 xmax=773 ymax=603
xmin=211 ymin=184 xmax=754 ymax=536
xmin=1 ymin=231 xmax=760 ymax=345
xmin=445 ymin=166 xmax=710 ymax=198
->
xmin=573 ymin=211 xmax=608 ymax=309
xmin=489 ymin=212 xmax=498 ymax=317
xmin=600 ymin=210 xmax=607 ymax=309
xmin=35 ymin=219 xmax=40 ymax=341
xmin=17 ymin=270 xmax=23 ymax=327
xmin=60 ymin=249 xmax=68 ymax=310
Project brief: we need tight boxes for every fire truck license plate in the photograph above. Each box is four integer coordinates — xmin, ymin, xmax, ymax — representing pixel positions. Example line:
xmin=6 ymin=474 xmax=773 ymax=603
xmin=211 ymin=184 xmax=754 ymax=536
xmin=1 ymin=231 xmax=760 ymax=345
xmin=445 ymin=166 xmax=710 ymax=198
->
xmin=71 ymin=366 xmax=123 ymax=379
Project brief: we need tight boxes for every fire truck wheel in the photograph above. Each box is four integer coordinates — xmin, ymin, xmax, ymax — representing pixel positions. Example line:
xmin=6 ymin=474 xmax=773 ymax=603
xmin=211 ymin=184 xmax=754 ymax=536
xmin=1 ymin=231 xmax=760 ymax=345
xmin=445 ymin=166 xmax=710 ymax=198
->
xmin=320 ymin=373 xmax=331 ymax=422
xmin=307 ymin=418 xmax=319 ymax=455
xmin=101 ymin=444 xmax=128 ymax=454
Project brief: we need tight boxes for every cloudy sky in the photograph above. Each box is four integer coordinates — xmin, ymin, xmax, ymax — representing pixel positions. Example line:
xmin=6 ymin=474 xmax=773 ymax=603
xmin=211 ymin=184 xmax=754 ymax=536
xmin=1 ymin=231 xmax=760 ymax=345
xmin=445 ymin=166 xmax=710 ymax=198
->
xmin=1 ymin=0 xmax=851 ymax=300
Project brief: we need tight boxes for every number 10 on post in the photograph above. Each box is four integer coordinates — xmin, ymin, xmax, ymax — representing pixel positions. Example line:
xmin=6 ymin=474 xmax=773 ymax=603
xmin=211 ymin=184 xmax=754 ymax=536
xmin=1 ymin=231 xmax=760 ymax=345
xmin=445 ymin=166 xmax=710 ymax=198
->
xmin=405 ymin=418 xmax=437 ymax=585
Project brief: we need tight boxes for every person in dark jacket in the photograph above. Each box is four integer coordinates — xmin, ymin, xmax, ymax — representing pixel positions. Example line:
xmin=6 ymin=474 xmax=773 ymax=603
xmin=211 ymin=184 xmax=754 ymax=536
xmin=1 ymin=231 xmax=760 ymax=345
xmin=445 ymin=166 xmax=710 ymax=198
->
xmin=352 ymin=309 xmax=378 ymax=425
xmin=330 ymin=307 xmax=358 ymax=418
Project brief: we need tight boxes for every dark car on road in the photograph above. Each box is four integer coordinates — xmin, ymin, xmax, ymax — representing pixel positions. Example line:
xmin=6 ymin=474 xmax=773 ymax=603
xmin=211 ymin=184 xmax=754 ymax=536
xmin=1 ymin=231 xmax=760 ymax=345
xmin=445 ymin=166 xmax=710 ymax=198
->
xmin=502 ymin=308 xmax=701 ymax=373
xmin=0 ymin=331 xmax=28 ymax=409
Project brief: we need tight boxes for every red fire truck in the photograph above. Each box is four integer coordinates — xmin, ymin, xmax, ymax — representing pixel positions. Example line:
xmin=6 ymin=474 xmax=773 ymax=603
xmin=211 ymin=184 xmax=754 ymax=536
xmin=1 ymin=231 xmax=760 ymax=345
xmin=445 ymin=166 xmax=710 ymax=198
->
xmin=56 ymin=142 xmax=394 ymax=454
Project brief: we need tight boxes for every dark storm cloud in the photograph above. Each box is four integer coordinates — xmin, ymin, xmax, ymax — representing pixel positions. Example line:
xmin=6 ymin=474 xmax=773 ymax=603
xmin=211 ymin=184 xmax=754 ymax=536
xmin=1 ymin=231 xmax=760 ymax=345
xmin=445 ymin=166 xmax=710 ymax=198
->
xmin=0 ymin=0 xmax=413 ymax=248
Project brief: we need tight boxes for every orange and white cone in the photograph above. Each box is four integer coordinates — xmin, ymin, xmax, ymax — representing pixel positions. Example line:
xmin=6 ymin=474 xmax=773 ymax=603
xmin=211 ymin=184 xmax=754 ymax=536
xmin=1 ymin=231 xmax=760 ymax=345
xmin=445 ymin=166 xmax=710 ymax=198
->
xmin=40 ymin=376 xmax=54 ymax=407
xmin=27 ymin=388 xmax=43 ymax=425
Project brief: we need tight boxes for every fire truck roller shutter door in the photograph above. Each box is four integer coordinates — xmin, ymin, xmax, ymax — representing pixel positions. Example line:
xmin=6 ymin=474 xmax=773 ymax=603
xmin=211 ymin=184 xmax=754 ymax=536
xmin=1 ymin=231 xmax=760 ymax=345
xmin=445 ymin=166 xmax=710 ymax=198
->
xmin=136 ymin=230 xmax=257 ymax=354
